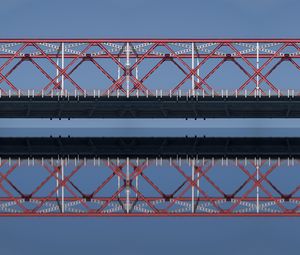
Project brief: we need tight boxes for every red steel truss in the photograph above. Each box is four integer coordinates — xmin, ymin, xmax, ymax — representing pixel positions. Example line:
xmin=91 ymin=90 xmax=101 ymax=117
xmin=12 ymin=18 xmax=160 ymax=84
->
xmin=1 ymin=39 xmax=300 ymax=96
xmin=0 ymin=157 xmax=299 ymax=216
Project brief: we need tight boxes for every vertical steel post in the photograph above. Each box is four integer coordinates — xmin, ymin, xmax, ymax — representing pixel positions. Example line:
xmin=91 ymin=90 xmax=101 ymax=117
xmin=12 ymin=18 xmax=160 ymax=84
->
xmin=56 ymin=169 xmax=59 ymax=197
xmin=256 ymin=164 xmax=260 ymax=213
xmin=117 ymin=158 xmax=120 ymax=198
xmin=136 ymin=176 xmax=138 ymax=198
xmin=135 ymin=58 xmax=138 ymax=80
xmin=192 ymin=158 xmax=195 ymax=213
xmin=61 ymin=159 xmax=65 ymax=213
xmin=192 ymin=43 xmax=195 ymax=94
xmin=256 ymin=42 xmax=259 ymax=91
xmin=126 ymin=43 xmax=130 ymax=98
xmin=197 ymin=59 xmax=200 ymax=84
xmin=197 ymin=171 xmax=200 ymax=198
xmin=118 ymin=58 xmax=121 ymax=80
xmin=61 ymin=42 xmax=65 ymax=94
xmin=56 ymin=46 xmax=60 ymax=94
xmin=118 ymin=176 xmax=121 ymax=197
xmin=126 ymin=157 xmax=130 ymax=213
xmin=135 ymin=157 xmax=139 ymax=198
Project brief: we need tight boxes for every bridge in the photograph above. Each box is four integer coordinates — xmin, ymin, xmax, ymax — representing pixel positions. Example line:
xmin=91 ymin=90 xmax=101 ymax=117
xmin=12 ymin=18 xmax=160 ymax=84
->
xmin=1 ymin=39 xmax=300 ymax=118
xmin=1 ymin=39 xmax=300 ymax=217
xmin=0 ymin=137 xmax=299 ymax=217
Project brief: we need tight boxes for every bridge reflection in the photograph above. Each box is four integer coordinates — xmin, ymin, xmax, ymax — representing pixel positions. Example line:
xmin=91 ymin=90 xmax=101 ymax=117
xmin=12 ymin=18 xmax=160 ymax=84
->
xmin=0 ymin=137 xmax=299 ymax=216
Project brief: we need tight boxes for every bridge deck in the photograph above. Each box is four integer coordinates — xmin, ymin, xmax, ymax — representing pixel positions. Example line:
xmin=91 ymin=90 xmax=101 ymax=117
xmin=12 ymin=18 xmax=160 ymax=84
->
xmin=1 ymin=137 xmax=299 ymax=158
xmin=1 ymin=96 xmax=300 ymax=118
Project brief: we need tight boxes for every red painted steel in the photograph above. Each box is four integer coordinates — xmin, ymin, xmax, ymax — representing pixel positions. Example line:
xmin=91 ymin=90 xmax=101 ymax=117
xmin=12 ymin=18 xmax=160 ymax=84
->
xmin=0 ymin=158 xmax=299 ymax=216
xmin=1 ymin=39 xmax=300 ymax=96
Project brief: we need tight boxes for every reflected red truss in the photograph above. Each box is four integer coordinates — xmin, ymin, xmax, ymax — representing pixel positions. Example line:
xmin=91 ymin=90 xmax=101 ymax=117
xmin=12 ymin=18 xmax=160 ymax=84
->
xmin=0 ymin=157 xmax=299 ymax=216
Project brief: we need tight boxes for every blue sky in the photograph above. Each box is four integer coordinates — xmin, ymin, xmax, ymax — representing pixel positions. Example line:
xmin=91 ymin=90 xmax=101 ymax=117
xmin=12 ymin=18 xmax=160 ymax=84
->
xmin=1 ymin=0 xmax=300 ymax=254
xmin=1 ymin=0 xmax=299 ymax=38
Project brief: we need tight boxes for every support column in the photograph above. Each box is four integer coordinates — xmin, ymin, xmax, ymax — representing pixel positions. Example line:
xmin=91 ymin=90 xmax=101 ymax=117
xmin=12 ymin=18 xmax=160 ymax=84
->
xmin=56 ymin=168 xmax=59 ymax=197
xmin=118 ymin=176 xmax=121 ymax=197
xmin=126 ymin=43 xmax=130 ymax=98
xmin=135 ymin=58 xmax=138 ymax=80
xmin=192 ymin=158 xmax=195 ymax=213
xmin=197 ymin=59 xmax=200 ymax=86
xmin=197 ymin=170 xmax=200 ymax=198
xmin=126 ymin=157 xmax=130 ymax=213
xmin=62 ymin=42 xmax=65 ymax=93
xmin=136 ymin=157 xmax=139 ymax=198
xmin=192 ymin=43 xmax=195 ymax=94
xmin=118 ymin=58 xmax=121 ymax=80
xmin=61 ymin=159 xmax=65 ymax=213
xmin=117 ymin=158 xmax=120 ymax=198
xmin=256 ymin=42 xmax=259 ymax=92
xmin=56 ymin=46 xmax=60 ymax=94
xmin=256 ymin=163 xmax=260 ymax=213
xmin=136 ymin=176 xmax=139 ymax=198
